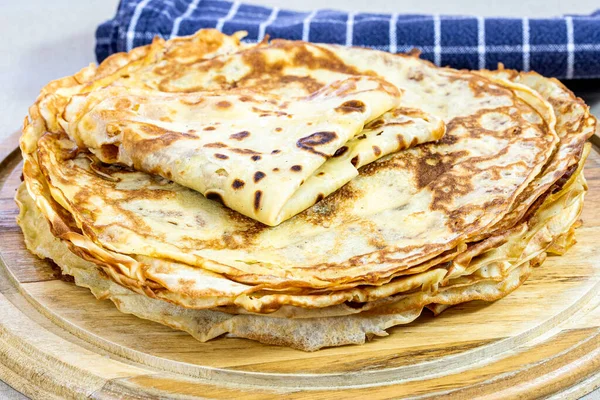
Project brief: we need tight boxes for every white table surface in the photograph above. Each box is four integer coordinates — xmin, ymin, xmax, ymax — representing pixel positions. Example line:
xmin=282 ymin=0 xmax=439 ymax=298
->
xmin=1 ymin=1 xmax=599 ymax=399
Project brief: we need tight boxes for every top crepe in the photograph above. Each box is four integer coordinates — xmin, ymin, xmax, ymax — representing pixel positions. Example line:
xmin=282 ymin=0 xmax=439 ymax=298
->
xmin=20 ymin=30 xmax=580 ymax=292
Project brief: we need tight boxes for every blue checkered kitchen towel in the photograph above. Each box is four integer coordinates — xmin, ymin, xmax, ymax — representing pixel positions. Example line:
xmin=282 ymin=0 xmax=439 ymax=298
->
xmin=96 ymin=0 xmax=600 ymax=79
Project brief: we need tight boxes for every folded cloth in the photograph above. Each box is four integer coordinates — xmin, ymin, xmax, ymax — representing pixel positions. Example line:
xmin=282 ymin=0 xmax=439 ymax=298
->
xmin=96 ymin=0 xmax=600 ymax=79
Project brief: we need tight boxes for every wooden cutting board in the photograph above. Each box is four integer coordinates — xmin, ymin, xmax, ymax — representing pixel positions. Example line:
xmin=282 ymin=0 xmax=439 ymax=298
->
xmin=1 ymin=131 xmax=599 ymax=400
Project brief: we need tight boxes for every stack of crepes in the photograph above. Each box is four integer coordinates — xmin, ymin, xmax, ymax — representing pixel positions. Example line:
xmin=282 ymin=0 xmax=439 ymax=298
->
xmin=18 ymin=29 xmax=595 ymax=351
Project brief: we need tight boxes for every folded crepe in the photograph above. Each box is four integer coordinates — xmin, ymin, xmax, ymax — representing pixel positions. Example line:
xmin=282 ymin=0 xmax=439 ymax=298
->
xmin=42 ymin=31 xmax=448 ymax=226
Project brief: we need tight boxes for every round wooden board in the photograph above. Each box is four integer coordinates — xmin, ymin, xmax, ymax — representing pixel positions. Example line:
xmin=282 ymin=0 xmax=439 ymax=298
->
xmin=1 ymin=131 xmax=600 ymax=400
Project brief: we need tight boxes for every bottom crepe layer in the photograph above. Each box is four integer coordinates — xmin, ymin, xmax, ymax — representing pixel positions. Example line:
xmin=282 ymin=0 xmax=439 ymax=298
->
xmin=16 ymin=147 xmax=587 ymax=351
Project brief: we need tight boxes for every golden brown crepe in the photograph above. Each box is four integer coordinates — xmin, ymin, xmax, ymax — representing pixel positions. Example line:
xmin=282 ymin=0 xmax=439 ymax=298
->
xmin=16 ymin=142 xmax=587 ymax=349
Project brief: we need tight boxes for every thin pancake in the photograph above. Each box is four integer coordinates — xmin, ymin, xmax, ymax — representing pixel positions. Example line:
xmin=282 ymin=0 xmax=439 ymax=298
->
xmin=17 ymin=134 xmax=588 ymax=314
xmin=16 ymin=184 xmax=550 ymax=350
xmin=61 ymin=79 xmax=446 ymax=226
xmin=24 ymin=38 xmax=560 ymax=288
xmin=20 ymin=168 xmax=582 ymax=348
xmin=47 ymin=33 xmax=453 ymax=226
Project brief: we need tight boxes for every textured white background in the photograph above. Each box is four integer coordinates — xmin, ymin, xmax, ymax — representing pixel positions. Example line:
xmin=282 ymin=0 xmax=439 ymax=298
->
xmin=0 ymin=1 xmax=599 ymax=399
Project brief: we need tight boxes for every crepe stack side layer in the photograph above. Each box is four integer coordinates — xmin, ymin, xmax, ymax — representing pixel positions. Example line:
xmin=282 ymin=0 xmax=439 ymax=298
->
xmin=15 ymin=145 xmax=588 ymax=349
xmin=17 ymin=29 xmax=595 ymax=351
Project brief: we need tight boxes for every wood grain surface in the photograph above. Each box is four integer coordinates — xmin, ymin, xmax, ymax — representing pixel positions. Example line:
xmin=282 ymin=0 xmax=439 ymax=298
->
xmin=0 ymin=131 xmax=599 ymax=399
